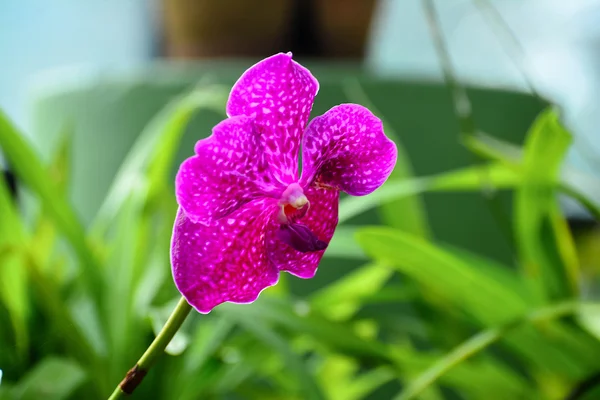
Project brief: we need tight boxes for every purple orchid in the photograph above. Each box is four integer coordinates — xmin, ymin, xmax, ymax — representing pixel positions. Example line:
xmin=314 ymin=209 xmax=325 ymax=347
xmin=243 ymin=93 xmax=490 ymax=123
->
xmin=171 ymin=53 xmax=397 ymax=313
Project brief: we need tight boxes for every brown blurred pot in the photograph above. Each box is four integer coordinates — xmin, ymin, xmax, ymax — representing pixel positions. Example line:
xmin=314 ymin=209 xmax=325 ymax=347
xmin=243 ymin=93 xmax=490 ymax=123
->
xmin=161 ymin=0 xmax=377 ymax=59
xmin=314 ymin=0 xmax=377 ymax=58
xmin=162 ymin=0 xmax=293 ymax=58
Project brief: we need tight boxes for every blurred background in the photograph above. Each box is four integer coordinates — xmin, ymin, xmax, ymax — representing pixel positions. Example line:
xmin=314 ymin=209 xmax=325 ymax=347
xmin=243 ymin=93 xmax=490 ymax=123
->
xmin=1 ymin=1 xmax=600 ymax=399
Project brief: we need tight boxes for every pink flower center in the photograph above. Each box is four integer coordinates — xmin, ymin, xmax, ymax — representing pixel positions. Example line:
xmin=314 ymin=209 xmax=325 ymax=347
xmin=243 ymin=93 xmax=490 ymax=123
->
xmin=277 ymin=183 xmax=308 ymax=223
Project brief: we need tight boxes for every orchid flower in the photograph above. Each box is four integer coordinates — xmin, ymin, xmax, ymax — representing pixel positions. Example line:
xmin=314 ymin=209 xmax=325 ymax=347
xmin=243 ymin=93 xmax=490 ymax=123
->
xmin=171 ymin=53 xmax=397 ymax=313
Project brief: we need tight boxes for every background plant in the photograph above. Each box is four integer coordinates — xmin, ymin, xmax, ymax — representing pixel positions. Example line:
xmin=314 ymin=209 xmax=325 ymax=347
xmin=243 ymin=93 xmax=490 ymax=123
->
xmin=0 ymin=69 xmax=599 ymax=399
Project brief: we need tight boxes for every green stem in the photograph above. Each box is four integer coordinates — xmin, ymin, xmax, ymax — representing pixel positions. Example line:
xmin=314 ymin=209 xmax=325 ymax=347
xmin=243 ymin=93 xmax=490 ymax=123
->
xmin=107 ymin=297 xmax=192 ymax=399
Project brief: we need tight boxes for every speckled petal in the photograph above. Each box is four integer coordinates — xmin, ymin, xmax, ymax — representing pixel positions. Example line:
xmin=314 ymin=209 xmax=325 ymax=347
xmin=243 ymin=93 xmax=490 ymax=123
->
xmin=300 ymin=104 xmax=397 ymax=196
xmin=176 ymin=115 xmax=285 ymax=225
xmin=227 ymin=52 xmax=319 ymax=185
xmin=171 ymin=199 xmax=280 ymax=313
xmin=267 ymin=185 xmax=339 ymax=279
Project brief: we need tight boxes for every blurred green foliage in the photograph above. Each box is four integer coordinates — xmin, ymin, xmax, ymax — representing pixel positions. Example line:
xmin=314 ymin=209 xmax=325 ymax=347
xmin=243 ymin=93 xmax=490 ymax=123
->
xmin=1 ymin=81 xmax=600 ymax=400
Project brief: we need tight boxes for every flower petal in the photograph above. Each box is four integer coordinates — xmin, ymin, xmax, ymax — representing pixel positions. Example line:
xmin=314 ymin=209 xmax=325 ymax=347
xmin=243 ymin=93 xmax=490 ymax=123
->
xmin=176 ymin=115 xmax=285 ymax=225
xmin=227 ymin=52 xmax=319 ymax=184
xmin=171 ymin=199 xmax=280 ymax=314
xmin=300 ymin=104 xmax=397 ymax=196
xmin=267 ymin=185 xmax=339 ymax=279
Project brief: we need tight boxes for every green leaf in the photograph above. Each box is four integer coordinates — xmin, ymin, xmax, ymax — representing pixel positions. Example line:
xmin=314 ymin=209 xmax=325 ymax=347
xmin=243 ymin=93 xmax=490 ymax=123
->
xmin=16 ymin=249 xmax=102 ymax=385
xmin=221 ymin=305 xmax=326 ymax=400
xmin=220 ymin=297 xmax=393 ymax=363
xmin=339 ymin=178 xmax=429 ymax=224
xmin=104 ymin=195 xmax=146 ymax=377
xmin=0 ymin=109 xmax=102 ymax=301
xmin=440 ymin=244 xmax=540 ymax=305
xmin=183 ymin=317 xmax=234 ymax=374
xmin=394 ymin=302 xmax=598 ymax=400
xmin=549 ymin=200 xmax=580 ymax=296
xmin=310 ymin=262 xmax=393 ymax=320
xmin=463 ymin=122 xmax=600 ymax=220
xmin=391 ymin=342 xmax=532 ymax=400
xmin=340 ymin=367 xmax=396 ymax=400
xmin=29 ymin=130 xmax=73 ymax=273
xmin=0 ymin=248 xmax=28 ymax=359
xmin=355 ymin=227 xmax=529 ymax=324
xmin=12 ymin=358 xmax=86 ymax=400
xmin=324 ymin=225 xmax=367 ymax=260
xmin=338 ymin=162 xmax=520 ymax=224
xmin=428 ymin=162 xmax=520 ymax=191
xmin=319 ymin=355 xmax=395 ymax=400
xmin=514 ymin=108 xmax=575 ymax=298
xmin=0 ymin=175 xmax=28 ymax=356
xmin=356 ymin=227 xmax=600 ymax=377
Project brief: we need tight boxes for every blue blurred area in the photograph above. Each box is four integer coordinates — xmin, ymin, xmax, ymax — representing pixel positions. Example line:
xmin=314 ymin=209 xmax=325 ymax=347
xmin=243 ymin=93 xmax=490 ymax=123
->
xmin=1 ymin=0 xmax=599 ymax=217
xmin=0 ymin=0 xmax=155 ymax=132
xmin=368 ymin=0 xmax=600 ymax=218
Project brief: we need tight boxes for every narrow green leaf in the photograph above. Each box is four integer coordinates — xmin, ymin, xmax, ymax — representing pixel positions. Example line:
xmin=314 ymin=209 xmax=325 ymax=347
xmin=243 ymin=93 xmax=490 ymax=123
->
xmin=0 ymin=109 xmax=102 ymax=301
xmin=183 ymin=317 xmax=234 ymax=374
xmin=392 ymin=343 xmax=532 ymax=400
xmin=549 ymin=200 xmax=580 ymax=295
xmin=356 ymin=227 xmax=600 ymax=377
xmin=514 ymin=108 xmax=574 ymax=298
xmin=339 ymin=178 xmax=430 ymax=224
xmin=337 ymin=367 xmax=396 ymax=400
xmin=463 ymin=126 xmax=600 ymax=219
xmin=104 ymin=195 xmax=145 ymax=377
xmin=221 ymin=298 xmax=393 ymax=363
xmin=319 ymin=355 xmax=395 ymax=400
xmin=11 ymin=247 xmax=103 ymax=394
xmin=338 ymin=162 xmax=519 ymax=224
xmin=355 ymin=227 xmax=529 ymax=324
xmin=440 ymin=244 xmax=540 ymax=305
xmin=222 ymin=306 xmax=326 ymax=400
xmin=394 ymin=302 xmax=598 ymax=400
xmin=325 ymin=225 xmax=367 ymax=260
xmin=31 ymin=132 xmax=72 ymax=276
xmin=310 ymin=261 xmax=393 ymax=320
xmin=13 ymin=357 xmax=86 ymax=400
xmin=428 ymin=162 xmax=520 ymax=191
xmin=0 ymin=176 xmax=28 ymax=356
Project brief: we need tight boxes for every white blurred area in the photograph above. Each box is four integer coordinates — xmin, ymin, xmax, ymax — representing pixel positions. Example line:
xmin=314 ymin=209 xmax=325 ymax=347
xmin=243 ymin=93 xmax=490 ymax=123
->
xmin=368 ymin=0 xmax=600 ymax=218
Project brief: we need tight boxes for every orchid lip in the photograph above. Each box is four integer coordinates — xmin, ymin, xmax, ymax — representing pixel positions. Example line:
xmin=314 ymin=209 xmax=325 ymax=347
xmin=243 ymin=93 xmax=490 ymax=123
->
xmin=277 ymin=222 xmax=328 ymax=253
